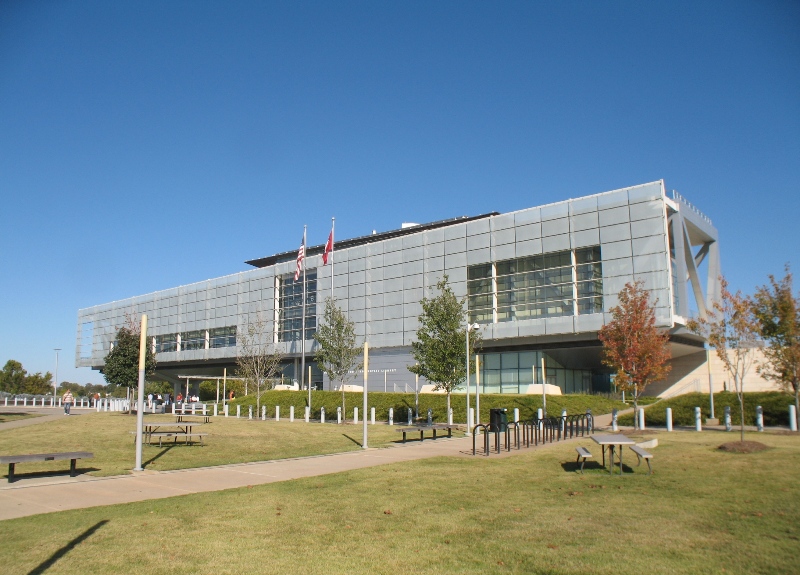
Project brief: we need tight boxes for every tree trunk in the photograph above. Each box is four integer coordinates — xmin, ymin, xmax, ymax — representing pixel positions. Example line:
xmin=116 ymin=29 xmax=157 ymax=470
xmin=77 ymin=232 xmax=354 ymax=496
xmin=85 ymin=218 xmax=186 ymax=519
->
xmin=794 ymin=384 xmax=799 ymax=429
xmin=738 ymin=381 xmax=746 ymax=443
xmin=341 ymin=386 xmax=346 ymax=424
xmin=446 ymin=392 xmax=451 ymax=423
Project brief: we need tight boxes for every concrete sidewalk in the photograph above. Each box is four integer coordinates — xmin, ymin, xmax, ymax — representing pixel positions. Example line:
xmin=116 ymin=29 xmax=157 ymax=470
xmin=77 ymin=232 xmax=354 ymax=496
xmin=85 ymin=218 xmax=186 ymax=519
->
xmin=0 ymin=432 xmax=530 ymax=521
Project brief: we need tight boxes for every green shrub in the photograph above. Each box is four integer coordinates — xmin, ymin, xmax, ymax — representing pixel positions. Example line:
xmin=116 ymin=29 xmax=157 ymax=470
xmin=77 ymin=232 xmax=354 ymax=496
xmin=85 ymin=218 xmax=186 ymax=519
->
xmin=618 ymin=392 xmax=794 ymax=426
xmin=221 ymin=390 xmax=625 ymax=422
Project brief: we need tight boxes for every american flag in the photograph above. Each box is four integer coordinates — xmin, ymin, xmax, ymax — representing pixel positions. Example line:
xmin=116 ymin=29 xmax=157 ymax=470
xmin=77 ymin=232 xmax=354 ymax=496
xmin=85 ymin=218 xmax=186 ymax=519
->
xmin=294 ymin=236 xmax=305 ymax=281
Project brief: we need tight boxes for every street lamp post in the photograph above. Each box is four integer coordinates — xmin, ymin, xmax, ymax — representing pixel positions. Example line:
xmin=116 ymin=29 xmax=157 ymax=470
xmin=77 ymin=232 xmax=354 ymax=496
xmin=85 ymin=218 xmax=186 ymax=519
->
xmin=465 ymin=323 xmax=479 ymax=432
xmin=53 ymin=348 xmax=61 ymax=401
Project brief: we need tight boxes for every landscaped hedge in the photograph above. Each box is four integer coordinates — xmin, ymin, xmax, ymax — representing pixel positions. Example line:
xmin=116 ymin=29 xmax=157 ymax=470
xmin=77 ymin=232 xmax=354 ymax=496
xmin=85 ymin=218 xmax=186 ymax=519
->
xmin=220 ymin=390 xmax=626 ymax=423
xmin=617 ymin=392 xmax=795 ymax=427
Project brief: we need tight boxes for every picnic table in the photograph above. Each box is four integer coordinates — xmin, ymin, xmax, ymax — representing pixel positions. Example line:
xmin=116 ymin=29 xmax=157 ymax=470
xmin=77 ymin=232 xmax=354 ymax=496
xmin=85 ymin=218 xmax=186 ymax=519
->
xmin=591 ymin=433 xmax=636 ymax=475
xmin=174 ymin=413 xmax=212 ymax=423
xmin=135 ymin=422 xmax=207 ymax=447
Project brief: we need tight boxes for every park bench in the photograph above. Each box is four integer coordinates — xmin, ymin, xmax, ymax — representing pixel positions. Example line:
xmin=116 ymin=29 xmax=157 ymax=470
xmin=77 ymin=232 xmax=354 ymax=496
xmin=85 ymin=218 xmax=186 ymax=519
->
xmin=629 ymin=445 xmax=653 ymax=475
xmin=0 ymin=451 xmax=94 ymax=482
xmin=575 ymin=446 xmax=593 ymax=474
xmin=396 ymin=423 xmax=461 ymax=443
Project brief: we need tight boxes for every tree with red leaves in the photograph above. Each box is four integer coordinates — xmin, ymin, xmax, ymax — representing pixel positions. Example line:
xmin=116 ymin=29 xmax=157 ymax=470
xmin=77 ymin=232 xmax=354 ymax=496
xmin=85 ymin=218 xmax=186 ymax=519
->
xmin=599 ymin=280 xmax=671 ymax=427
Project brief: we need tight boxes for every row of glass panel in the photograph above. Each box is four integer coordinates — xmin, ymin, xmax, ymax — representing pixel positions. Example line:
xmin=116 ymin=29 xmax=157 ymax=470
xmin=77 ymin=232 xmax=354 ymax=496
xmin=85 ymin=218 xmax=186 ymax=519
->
xmin=154 ymin=326 xmax=237 ymax=353
xmin=467 ymin=246 xmax=603 ymax=324
xmin=470 ymin=350 xmax=594 ymax=394
xmin=278 ymin=272 xmax=317 ymax=342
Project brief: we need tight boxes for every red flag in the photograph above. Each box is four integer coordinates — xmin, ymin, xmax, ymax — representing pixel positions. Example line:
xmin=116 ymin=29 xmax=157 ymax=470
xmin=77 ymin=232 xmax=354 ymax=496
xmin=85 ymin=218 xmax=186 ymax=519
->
xmin=322 ymin=228 xmax=334 ymax=265
xmin=294 ymin=236 xmax=305 ymax=280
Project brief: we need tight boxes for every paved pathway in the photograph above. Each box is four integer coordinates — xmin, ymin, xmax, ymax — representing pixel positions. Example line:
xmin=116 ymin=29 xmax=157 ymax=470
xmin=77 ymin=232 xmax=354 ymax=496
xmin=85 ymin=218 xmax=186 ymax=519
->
xmin=0 ymin=405 xmax=705 ymax=522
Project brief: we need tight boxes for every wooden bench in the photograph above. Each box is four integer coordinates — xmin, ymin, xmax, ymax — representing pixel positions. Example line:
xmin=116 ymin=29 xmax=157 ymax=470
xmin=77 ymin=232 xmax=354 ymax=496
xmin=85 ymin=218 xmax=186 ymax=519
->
xmin=0 ymin=451 xmax=94 ymax=482
xmin=629 ymin=445 xmax=653 ymax=474
xmin=396 ymin=424 xmax=461 ymax=443
xmin=148 ymin=432 xmax=207 ymax=447
xmin=575 ymin=446 xmax=593 ymax=474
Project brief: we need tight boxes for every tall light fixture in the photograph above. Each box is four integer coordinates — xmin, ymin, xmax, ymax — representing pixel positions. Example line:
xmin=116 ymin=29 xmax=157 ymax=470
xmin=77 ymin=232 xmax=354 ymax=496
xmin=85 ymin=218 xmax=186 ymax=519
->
xmin=465 ymin=323 xmax=479 ymax=432
xmin=53 ymin=348 xmax=61 ymax=400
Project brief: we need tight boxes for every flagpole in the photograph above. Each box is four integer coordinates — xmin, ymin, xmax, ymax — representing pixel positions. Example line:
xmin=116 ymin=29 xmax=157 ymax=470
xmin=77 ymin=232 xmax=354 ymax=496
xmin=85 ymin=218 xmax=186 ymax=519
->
xmin=331 ymin=217 xmax=335 ymax=303
xmin=301 ymin=225 xmax=307 ymax=401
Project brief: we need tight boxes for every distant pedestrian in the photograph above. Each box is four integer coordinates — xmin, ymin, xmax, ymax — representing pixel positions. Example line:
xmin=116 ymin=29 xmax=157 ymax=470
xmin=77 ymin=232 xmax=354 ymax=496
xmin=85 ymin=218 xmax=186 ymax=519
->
xmin=62 ymin=390 xmax=74 ymax=415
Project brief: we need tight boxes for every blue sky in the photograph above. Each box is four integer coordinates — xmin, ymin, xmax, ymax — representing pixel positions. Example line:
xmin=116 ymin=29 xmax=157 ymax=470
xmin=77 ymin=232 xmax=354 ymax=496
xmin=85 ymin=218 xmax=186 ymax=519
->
xmin=1 ymin=1 xmax=798 ymax=385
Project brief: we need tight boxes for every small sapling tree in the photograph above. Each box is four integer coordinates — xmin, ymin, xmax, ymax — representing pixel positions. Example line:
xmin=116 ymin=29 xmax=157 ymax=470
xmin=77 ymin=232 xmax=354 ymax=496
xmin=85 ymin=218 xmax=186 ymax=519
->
xmin=752 ymin=266 xmax=800 ymax=420
xmin=237 ymin=312 xmax=284 ymax=417
xmin=409 ymin=276 xmax=481 ymax=419
xmin=598 ymin=280 xmax=671 ymax=428
xmin=688 ymin=276 xmax=760 ymax=442
xmin=313 ymin=297 xmax=362 ymax=422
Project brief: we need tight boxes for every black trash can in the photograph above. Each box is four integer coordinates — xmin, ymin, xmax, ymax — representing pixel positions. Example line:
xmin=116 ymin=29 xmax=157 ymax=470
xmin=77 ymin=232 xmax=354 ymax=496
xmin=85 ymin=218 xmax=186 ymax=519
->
xmin=489 ymin=408 xmax=508 ymax=432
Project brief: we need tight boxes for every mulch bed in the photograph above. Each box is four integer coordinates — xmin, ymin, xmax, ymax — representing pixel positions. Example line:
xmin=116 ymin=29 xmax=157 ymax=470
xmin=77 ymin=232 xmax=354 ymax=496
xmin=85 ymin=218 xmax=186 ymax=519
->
xmin=718 ymin=441 xmax=770 ymax=453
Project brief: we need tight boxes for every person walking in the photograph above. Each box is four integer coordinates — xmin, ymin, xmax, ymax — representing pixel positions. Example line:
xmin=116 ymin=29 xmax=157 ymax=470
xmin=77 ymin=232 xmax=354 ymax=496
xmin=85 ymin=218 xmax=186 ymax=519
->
xmin=62 ymin=390 xmax=74 ymax=415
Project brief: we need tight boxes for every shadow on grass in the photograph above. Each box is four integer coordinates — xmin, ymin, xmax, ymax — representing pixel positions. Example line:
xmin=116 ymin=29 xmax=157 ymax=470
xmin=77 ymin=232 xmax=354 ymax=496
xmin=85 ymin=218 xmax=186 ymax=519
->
xmin=144 ymin=445 xmax=175 ymax=467
xmin=27 ymin=519 xmax=109 ymax=575
xmin=342 ymin=434 xmax=363 ymax=448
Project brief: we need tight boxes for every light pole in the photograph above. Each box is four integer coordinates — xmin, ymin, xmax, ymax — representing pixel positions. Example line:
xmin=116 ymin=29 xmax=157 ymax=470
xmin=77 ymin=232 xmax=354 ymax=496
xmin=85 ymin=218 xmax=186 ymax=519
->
xmin=465 ymin=323 xmax=479 ymax=432
xmin=53 ymin=348 xmax=61 ymax=401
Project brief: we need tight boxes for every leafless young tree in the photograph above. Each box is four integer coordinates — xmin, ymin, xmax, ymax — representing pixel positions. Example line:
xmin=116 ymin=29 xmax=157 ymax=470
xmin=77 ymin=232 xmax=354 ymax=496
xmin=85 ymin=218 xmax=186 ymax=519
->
xmin=237 ymin=312 xmax=284 ymax=416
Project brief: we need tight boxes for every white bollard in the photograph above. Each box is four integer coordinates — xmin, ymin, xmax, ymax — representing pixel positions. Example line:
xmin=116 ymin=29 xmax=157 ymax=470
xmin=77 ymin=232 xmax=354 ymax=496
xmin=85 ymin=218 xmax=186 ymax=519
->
xmin=237 ymin=405 xmax=241 ymax=418
xmin=408 ymin=408 xmax=413 ymax=425
xmin=371 ymin=407 xmax=375 ymax=425
xmin=3 ymin=397 xmax=6 ymax=407
xmin=337 ymin=406 xmax=342 ymax=424
xmin=213 ymin=404 xmax=218 ymax=417
xmin=276 ymin=405 xmax=280 ymax=422
xmin=23 ymin=397 xmax=28 ymax=407
xmin=789 ymin=405 xmax=798 ymax=432
xmin=537 ymin=407 xmax=543 ymax=431
xmin=262 ymin=405 xmax=266 ymax=421
xmin=248 ymin=406 xmax=253 ymax=420
xmin=192 ymin=404 xmax=197 ymax=415
xmin=756 ymin=406 xmax=764 ymax=432
xmin=14 ymin=397 xmax=18 ymax=406
xmin=181 ymin=402 xmax=186 ymax=414
xmin=290 ymin=405 xmax=294 ymax=422
xmin=172 ymin=402 xmax=176 ymax=414
xmin=612 ymin=408 xmax=619 ymax=432
xmin=202 ymin=404 xmax=207 ymax=415
xmin=638 ymin=408 xmax=645 ymax=430
xmin=96 ymin=400 xmax=101 ymax=412
xmin=448 ymin=408 xmax=453 ymax=425
xmin=354 ymin=407 xmax=359 ymax=424
xmin=561 ymin=408 xmax=567 ymax=433
xmin=321 ymin=406 xmax=326 ymax=424
xmin=694 ymin=407 xmax=702 ymax=431
xmin=223 ymin=404 xmax=228 ymax=417
xmin=666 ymin=407 xmax=673 ymax=432
xmin=305 ymin=406 xmax=310 ymax=423
xmin=468 ymin=407 xmax=474 ymax=431
xmin=514 ymin=407 xmax=520 ymax=423
xmin=724 ymin=406 xmax=732 ymax=431
xmin=388 ymin=408 xmax=393 ymax=426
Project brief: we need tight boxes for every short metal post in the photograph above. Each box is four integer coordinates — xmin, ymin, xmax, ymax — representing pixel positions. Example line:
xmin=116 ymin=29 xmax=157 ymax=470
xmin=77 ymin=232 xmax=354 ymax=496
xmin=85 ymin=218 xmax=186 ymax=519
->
xmin=305 ymin=406 xmax=310 ymax=423
xmin=427 ymin=408 xmax=433 ymax=425
xmin=248 ymin=406 xmax=253 ymax=420
xmin=354 ymin=407 xmax=359 ymax=424
xmin=694 ymin=407 xmax=702 ymax=431
xmin=236 ymin=405 xmax=241 ymax=418
xmin=612 ymin=408 xmax=618 ymax=432
xmin=408 ymin=408 xmax=412 ymax=425
xmin=724 ymin=406 xmax=731 ymax=431
xmin=290 ymin=405 xmax=294 ymax=422
xmin=756 ymin=406 xmax=764 ymax=432
xmin=213 ymin=404 xmax=218 ymax=417
xmin=638 ymin=408 xmax=645 ymax=430
xmin=370 ymin=407 xmax=375 ymax=425
xmin=337 ymin=406 xmax=342 ymax=424
xmin=789 ymin=405 xmax=797 ymax=432
xmin=388 ymin=407 xmax=393 ymax=425
xmin=321 ymin=406 xmax=326 ymax=424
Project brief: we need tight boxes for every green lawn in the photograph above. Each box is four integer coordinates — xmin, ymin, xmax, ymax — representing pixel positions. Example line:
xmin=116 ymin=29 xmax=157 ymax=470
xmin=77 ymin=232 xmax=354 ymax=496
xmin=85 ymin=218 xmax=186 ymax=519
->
xmin=0 ymin=430 xmax=798 ymax=574
xmin=0 ymin=411 xmax=43 ymax=424
xmin=0 ymin=411 xmax=409 ymax=477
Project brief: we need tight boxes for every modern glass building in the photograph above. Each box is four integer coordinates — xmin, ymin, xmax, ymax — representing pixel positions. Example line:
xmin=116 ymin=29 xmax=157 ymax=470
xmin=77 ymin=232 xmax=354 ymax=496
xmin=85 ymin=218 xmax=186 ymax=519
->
xmin=76 ymin=180 xmax=720 ymax=397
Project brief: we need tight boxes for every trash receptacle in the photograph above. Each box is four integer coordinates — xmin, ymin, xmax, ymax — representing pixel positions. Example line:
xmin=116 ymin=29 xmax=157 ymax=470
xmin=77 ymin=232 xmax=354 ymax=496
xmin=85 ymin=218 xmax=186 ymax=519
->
xmin=489 ymin=408 xmax=508 ymax=432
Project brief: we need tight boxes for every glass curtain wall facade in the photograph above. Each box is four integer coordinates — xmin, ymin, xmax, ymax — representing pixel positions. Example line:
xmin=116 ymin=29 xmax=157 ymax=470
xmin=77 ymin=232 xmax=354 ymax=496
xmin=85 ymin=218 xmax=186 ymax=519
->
xmin=277 ymin=271 xmax=317 ymax=342
xmin=467 ymin=246 xmax=603 ymax=324
xmin=478 ymin=350 xmax=593 ymax=394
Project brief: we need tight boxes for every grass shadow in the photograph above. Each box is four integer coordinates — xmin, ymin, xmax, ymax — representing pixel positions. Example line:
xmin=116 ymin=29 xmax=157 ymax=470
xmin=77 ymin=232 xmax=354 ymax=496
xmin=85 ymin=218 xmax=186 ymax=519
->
xmin=342 ymin=434 xmax=363 ymax=447
xmin=143 ymin=445 xmax=175 ymax=467
xmin=27 ymin=520 xmax=109 ymax=575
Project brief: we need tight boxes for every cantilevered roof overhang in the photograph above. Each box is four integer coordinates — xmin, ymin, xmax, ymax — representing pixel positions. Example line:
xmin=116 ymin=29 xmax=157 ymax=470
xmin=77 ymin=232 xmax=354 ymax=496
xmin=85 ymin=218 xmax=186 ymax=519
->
xmin=245 ymin=213 xmax=499 ymax=268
